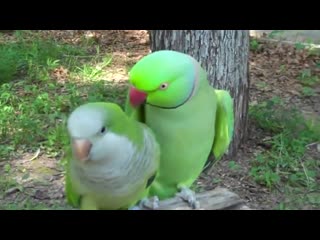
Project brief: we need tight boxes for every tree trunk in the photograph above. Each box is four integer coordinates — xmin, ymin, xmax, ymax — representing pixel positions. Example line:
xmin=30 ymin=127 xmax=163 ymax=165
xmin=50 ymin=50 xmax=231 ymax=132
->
xmin=149 ymin=30 xmax=250 ymax=158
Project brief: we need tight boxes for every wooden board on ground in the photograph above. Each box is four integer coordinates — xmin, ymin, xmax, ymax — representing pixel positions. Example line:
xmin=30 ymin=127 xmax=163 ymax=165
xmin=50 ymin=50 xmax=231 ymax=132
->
xmin=139 ymin=187 xmax=252 ymax=210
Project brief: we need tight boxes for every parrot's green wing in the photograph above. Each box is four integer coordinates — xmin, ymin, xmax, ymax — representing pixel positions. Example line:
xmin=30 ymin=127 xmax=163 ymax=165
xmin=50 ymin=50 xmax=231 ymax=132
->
xmin=64 ymin=147 xmax=81 ymax=208
xmin=212 ymin=89 xmax=234 ymax=160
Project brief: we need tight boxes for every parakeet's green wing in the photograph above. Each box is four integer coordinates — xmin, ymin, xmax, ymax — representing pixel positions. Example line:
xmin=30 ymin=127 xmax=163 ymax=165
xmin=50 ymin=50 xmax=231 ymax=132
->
xmin=124 ymin=92 xmax=145 ymax=123
xmin=212 ymin=89 xmax=234 ymax=160
xmin=64 ymin=147 xmax=81 ymax=207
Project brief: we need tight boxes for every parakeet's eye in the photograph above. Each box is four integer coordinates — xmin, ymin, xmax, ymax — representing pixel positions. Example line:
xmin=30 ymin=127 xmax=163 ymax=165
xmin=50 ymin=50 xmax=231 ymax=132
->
xmin=159 ymin=83 xmax=169 ymax=90
xmin=100 ymin=126 xmax=106 ymax=133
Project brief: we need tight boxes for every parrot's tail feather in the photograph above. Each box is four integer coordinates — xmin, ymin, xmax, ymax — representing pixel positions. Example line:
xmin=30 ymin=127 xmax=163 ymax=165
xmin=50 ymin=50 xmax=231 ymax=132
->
xmin=212 ymin=89 xmax=235 ymax=160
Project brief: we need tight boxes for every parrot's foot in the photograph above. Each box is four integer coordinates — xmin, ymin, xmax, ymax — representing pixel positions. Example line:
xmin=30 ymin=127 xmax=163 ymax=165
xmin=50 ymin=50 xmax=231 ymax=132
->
xmin=128 ymin=206 xmax=142 ymax=210
xmin=129 ymin=196 xmax=160 ymax=210
xmin=176 ymin=187 xmax=200 ymax=209
xmin=140 ymin=196 xmax=160 ymax=210
xmin=129 ymin=197 xmax=160 ymax=210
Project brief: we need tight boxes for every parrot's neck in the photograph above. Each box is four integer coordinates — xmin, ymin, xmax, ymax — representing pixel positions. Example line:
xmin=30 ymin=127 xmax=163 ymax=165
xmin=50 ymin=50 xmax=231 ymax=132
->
xmin=189 ymin=61 xmax=206 ymax=98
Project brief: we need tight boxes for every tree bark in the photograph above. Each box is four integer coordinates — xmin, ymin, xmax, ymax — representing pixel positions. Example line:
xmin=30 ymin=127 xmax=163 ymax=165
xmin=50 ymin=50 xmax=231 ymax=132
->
xmin=149 ymin=30 xmax=250 ymax=158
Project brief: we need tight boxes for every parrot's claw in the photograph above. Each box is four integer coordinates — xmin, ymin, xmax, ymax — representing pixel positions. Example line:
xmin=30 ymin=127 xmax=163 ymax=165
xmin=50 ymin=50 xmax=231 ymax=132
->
xmin=128 ymin=206 xmax=143 ymax=210
xmin=176 ymin=187 xmax=200 ymax=209
xmin=128 ymin=196 xmax=160 ymax=210
xmin=139 ymin=196 xmax=160 ymax=210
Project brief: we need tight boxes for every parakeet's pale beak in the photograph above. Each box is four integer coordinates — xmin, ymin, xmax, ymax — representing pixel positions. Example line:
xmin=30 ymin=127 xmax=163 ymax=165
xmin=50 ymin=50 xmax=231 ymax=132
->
xmin=129 ymin=86 xmax=147 ymax=107
xmin=72 ymin=138 xmax=92 ymax=162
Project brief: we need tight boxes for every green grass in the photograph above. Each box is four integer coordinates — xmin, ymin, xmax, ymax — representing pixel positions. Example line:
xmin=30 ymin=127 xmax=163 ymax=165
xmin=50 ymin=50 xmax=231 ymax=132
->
xmin=301 ymin=87 xmax=316 ymax=97
xmin=298 ymin=68 xmax=320 ymax=87
xmin=0 ymin=198 xmax=74 ymax=210
xmin=0 ymin=31 xmax=87 ymax=84
xmin=249 ymin=96 xmax=320 ymax=196
xmin=268 ymin=30 xmax=285 ymax=39
xmin=297 ymin=69 xmax=320 ymax=97
xmin=228 ymin=160 xmax=241 ymax=171
xmin=0 ymin=174 xmax=19 ymax=192
xmin=0 ymin=31 xmax=129 ymax=209
xmin=0 ymin=31 xmax=128 ymax=164
xmin=250 ymin=39 xmax=260 ymax=52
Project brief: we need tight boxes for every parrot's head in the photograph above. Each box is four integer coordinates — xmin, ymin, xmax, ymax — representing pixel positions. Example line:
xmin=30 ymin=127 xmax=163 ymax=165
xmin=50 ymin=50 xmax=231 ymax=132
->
xmin=128 ymin=50 xmax=199 ymax=109
xmin=67 ymin=102 xmax=130 ymax=163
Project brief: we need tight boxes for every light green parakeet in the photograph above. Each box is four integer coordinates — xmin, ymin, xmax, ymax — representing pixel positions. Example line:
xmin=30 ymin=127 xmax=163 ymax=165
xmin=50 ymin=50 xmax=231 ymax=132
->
xmin=125 ymin=50 xmax=234 ymax=209
xmin=65 ymin=102 xmax=160 ymax=210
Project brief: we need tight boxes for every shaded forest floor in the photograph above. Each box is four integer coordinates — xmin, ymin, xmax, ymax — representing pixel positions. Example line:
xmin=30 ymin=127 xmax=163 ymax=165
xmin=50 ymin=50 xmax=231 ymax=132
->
xmin=0 ymin=30 xmax=319 ymax=210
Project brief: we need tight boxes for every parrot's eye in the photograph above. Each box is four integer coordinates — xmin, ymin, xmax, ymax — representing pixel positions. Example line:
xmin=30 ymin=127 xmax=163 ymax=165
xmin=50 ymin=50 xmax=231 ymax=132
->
xmin=159 ymin=83 xmax=169 ymax=90
xmin=100 ymin=126 xmax=106 ymax=133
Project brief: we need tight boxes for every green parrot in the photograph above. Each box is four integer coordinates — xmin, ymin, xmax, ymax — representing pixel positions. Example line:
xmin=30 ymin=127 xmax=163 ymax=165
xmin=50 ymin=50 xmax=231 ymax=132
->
xmin=125 ymin=50 xmax=234 ymax=209
xmin=65 ymin=102 xmax=160 ymax=210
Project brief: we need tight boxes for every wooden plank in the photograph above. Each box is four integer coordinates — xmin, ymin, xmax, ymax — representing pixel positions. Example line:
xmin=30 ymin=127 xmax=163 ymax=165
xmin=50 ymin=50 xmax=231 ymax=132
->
xmin=138 ymin=187 xmax=252 ymax=210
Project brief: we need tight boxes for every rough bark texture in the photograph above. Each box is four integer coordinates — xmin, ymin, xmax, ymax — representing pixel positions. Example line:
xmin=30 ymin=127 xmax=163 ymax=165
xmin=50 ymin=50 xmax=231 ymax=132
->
xmin=138 ymin=188 xmax=251 ymax=210
xmin=149 ymin=30 xmax=250 ymax=158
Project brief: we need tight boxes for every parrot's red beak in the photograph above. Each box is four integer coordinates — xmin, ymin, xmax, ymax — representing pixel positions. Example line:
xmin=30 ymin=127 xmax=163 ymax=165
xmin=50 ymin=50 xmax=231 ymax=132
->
xmin=129 ymin=86 xmax=147 ymax=107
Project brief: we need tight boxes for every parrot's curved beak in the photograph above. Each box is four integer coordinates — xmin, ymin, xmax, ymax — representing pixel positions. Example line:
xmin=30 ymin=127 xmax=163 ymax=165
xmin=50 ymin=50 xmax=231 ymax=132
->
xmin=72 ymin=138 xmax=92 ymax=162
xmin=129 ymin=86 xmax=147 ymax=107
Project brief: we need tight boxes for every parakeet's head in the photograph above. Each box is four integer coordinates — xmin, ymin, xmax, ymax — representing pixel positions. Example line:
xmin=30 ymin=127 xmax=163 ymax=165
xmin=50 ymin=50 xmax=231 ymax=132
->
xmin=67 ymin=102 xmax=130 ymax=163
xmin=128 ymin=50 xmax=200 ymax=109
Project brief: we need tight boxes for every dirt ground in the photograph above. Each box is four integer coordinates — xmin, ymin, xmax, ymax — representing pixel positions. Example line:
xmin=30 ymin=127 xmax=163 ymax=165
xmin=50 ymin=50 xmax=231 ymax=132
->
xmin=250 ymin=30 xmax=320 ymax=44
xmin=0 ymin=30 xmax=319 ymax=210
